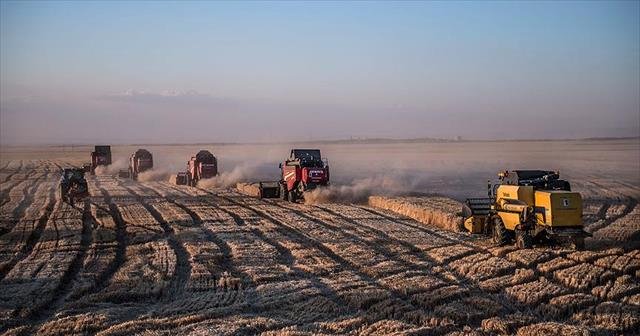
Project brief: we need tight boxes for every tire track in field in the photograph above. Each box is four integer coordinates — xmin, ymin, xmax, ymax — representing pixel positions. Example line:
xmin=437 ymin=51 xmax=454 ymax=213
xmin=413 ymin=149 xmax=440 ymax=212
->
xmin=0 ymin=173 xmax=48 ymax=237
xmin=28 ymin=200 xmax=94 ymax=325
xmin=0 ymin=161 xmax=11 ymax=171
xmin=275 ymin=200 xmax=484 ymax=285
xmin=117 ymin=181 xmax=191 ymax=299
xmin=589 ymin=197 xmax=638 ymax=236
xmin=293 ymin=202 xmax=596 ymax=312
xmin=212 ymin=192 xmax=477 ymax=329
xmin=355 ymin=204 xmax=632 ymax=312
xmin=86 ymin=181 xmax=129 ymax=296
xmin=93 ymin=183 xmax=352 ymax=335
xmin=196 ymin=193 xmax=355 ymax=302
xmin=162 ymin=196 xmax=251 ymax=287
xmin=144 ymin=188 xmax=357 ymax=328
xmin=0 ymin=181 xmax=58 ymax=281
xmin=0 ymin=170 xmax=39 ymax=207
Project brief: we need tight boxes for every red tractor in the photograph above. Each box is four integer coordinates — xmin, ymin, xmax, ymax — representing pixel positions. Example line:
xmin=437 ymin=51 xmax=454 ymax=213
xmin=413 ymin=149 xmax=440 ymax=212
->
xmin=186 ymin=150 xmax=218 ymax=186
xmin=280 ymin=149 xmax=329 ymax=202
xmin=90 ymin=145 xmax=112 ymax=175
xmin=128 ymin=149 xmax=153 ymax=180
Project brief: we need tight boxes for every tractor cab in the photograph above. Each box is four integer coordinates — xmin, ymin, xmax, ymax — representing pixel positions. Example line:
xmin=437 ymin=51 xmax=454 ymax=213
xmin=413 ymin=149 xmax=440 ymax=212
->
xmin=499 ymin=170 xmax=571 ymax=191
xmin=61 ymin=168 xmax=86 ymax=182
xmin=288 ymin=149 xmax=325 ymax=168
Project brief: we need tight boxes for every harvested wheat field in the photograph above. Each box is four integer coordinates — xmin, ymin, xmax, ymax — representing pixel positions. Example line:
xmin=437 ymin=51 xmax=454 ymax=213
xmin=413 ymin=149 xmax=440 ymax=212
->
xmin=0 ymin=140 xmax=639 ymax=335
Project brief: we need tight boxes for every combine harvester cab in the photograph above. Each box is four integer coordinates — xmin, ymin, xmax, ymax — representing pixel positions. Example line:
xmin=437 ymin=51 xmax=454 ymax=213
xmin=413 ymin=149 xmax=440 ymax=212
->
xmin=462 ymin=170 xmax=589 ymax=249
xmin=280 ymin=149 xmax=329 ymax=203
xmin=186 ymin=150 xmax=218 ymax=187
xmin=60 ymin=168 xmax=89 ymax=207
xmin=90 ymin=145 xmax=112 ymax=175
xmin=128 ymin=149 xmax=153 ymax=180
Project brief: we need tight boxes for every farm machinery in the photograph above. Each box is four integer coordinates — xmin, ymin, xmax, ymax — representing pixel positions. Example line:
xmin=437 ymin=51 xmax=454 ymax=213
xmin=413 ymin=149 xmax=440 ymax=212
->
xmin=60 ymin=168 xmax=89 ymax=206
xmin=278 ymin=149 xmax=329 ymax=202
xmin=90 ymin=145 xmax=112 ymax=175
xmin=462 ymin=170 xmax=589 ymax=249
xmin=175 ymin=150 xmax=218 ymax=186
xmin=175 ymin=172 xmax=190 ymax=186
xmin=119 ymin=149 xmax=153 ymax=180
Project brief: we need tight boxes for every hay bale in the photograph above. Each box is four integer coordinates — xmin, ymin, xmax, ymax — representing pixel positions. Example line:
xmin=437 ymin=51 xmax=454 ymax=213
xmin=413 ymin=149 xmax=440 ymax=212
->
xmin=236 ymin=182 xmax=261 ymax=197
xmin=368 ymin=196 xmax=464 ymax=232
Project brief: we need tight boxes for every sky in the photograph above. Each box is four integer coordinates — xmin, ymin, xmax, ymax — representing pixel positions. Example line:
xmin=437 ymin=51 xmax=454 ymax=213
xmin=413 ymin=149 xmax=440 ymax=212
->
xmin=1 ymin=1 xmax=639 ymax=145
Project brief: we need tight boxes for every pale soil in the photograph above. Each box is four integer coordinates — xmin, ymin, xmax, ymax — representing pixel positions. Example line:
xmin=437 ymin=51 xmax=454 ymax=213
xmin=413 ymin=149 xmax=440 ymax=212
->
xmin=0 ymin=139 xmax=638 ymax=335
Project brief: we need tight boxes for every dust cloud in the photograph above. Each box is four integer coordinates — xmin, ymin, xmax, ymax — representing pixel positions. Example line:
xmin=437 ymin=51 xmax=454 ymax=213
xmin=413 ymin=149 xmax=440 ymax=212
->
xmin=197 ymin=164 xmax=274 ymax=188
xmin=49 ymin=140 xmax=639 ymax=202
xmin=303 ymin=175 xmax=406 ymax=204
xmin=94 ymin=159 xmax=127 ymax=175
xmin=137 ymin=169 xmax=172 ymax=182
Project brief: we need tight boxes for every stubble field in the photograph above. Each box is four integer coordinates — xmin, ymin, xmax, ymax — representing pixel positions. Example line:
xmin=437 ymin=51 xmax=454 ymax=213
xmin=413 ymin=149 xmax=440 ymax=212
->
xmin=0 ymin=139 xmax=638 ymax=335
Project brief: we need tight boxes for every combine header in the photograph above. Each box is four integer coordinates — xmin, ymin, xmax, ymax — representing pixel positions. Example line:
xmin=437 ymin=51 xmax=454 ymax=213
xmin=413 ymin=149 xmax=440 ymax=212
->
xmin=90 ymin=145 xmax=112 ymax=175
xmin=462 ymin=170 xmax=589 ymax=249
xmin=279 ymin=149 xmax=329 ymax=202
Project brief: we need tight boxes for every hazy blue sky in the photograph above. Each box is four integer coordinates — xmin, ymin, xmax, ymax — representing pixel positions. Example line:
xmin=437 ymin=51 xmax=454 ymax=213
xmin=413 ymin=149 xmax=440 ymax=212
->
xmin=1 ymin=1 xmax=638 ymax=144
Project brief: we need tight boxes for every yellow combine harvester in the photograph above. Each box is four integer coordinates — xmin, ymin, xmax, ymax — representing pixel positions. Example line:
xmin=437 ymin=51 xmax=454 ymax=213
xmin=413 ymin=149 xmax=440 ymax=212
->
xmin=462 ymin=170 xmax=589 ymax=249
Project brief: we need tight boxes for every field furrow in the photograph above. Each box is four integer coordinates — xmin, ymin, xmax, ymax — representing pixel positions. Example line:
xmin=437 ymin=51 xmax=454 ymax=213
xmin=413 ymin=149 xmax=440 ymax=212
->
xmin=0 ymin=158 xmax=637 ymax=335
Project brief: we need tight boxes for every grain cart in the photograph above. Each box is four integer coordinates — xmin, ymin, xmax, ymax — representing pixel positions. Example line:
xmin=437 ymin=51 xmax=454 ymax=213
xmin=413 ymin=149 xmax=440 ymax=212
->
xmin=60 ymin=168 xmax=89 ymax=206
xmin=186 ymin=150 xmax=218 ymax=186
xmin=128 ymin=149 xmax=153 ymax=180
xmin=90 ymin=145 xmax=112 ymax=175
xmin=462 ymin=170 xmax=589 ymax=249
xmin=279 ymin=149 xmax=329 ymax=202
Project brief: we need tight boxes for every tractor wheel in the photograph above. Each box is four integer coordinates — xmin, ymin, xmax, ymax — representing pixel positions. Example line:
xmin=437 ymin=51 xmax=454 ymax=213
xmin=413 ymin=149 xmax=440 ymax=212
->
xmin=573 ymin=237 xmax=585 ymax=250
xmin=515 ymin=230 xmax=533 ymax=249
xmin=288 ymin=190 xmax=298 ymax=203
xmin=491 ymin=216 xmax=510 ymax=246
xmin=280 ymin=184 xmax=288 ymax=200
